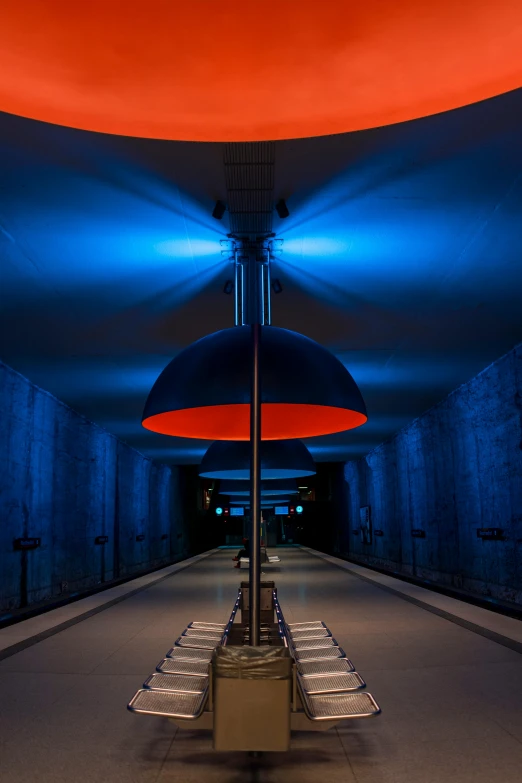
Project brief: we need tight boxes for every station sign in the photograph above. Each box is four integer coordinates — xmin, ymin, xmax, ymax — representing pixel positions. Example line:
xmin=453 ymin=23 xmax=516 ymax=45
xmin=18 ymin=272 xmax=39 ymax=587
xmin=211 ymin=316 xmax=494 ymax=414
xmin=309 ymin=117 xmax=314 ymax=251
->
xmin=477 ymin=528 xmax=504 ymax=541
xmin=13 ymin=537 xmax=40 ymax=551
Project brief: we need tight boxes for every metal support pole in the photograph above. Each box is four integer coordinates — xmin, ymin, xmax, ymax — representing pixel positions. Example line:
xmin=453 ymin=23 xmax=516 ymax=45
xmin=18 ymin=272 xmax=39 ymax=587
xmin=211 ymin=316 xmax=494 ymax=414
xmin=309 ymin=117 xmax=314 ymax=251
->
xmin=249 ymin=250 xmax=262 ymax=646
xmin=234 ymin=251 xmax=239 ymax=326
xmin=241 ymin=260 xmax=246 ymax=325
xmin=266 ymin=251 xmax=272 ymax=326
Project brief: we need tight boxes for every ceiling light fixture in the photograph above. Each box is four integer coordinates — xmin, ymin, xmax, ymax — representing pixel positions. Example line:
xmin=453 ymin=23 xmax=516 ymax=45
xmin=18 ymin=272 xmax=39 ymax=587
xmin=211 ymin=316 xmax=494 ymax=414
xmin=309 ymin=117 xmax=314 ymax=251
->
xmin=212 ymin=200 xmax=226 ymax=220
xmin=199 ymin=439 xmax=316 ymax=480
xmin=142 ymin=325 xmax=367 ymax=440
xmin=275 ymin=199 xmax=290 ymax=219
xmin=221 ymin=478 xmax=298 ymax=496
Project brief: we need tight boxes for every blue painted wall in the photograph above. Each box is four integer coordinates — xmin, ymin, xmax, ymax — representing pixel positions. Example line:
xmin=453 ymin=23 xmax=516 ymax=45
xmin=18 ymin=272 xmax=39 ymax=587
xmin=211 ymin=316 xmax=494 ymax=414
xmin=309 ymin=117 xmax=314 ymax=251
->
xmin=0 ymin=360 xmax=186 ymax=614
xmin=343 ymin=343 xmax=522 ymax=606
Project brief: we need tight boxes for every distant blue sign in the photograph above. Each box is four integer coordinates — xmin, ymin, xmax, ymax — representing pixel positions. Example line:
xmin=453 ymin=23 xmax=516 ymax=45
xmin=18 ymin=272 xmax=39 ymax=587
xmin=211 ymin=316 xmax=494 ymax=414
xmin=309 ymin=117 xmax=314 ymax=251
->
xmin=216 ymin=507 xmax=223 ymax=515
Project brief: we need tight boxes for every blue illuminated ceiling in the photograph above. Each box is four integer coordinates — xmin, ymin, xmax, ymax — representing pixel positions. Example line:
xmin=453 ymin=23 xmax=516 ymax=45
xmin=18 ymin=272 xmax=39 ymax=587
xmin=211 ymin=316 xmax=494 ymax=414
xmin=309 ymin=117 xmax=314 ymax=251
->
xmin=1 ymin=89 xmax=522 ymax=464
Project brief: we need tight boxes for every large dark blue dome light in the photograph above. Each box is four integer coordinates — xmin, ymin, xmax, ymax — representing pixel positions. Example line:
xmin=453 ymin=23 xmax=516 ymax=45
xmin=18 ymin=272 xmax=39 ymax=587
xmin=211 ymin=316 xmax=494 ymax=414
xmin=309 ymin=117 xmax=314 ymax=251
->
xmin=220 ymin=479 xmax=297 ymax=496
xmin=199 ymin=439 xmax=316 ymax=480
xmin=142 ymin=326 xmax=367 ymax=440
xmin=230 ymin=497 xmax=291 ymax=506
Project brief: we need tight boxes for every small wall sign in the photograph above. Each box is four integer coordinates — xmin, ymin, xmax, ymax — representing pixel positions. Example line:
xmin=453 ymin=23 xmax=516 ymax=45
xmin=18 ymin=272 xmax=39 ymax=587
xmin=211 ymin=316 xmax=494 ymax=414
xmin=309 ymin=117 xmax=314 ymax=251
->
xmin=374 ymin=529 xmax=384 ymax=537
xmin=95 ymin=535 xmax=109 ymax=545
xmin=13 ymin=537 xmax=41 ymax=551
xmin=477 ymin=528 xmax=504 ymax=541
xmin=411 ymin=529 xmax=426 ymax=538
xmin=136 ymin=534 xmax=145 ymax=542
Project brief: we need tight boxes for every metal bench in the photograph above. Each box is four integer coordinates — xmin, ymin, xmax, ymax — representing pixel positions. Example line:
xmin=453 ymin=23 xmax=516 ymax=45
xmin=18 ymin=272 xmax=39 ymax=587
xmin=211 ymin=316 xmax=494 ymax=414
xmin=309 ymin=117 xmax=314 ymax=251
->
xmin=166 ymin=646 xmax=214 ymax=662
xmin=182 ymin=628 xmax=224 ymax=640
xmin=297 ymin=658 xmax=355 ymax=676
xmin=144 ymin=673 xmax=208 ymax=692
xmin=291 ymin=637 xmax=338 ymax=650
xmin=128 ymin=586 xmax=381 ymax=730
xmin=189 ymin=622 xmax=226 ymax=631
xmin=273 ymin=593 xmax=381 ymax=723
xmin=156 ymin=657 xmax=210 ymax=676
xmin=301 ymin=691 xmax=380 ymax=721
xmin=239 ymin=553 xmax=281 ymax=569
xmin=128 ymin=689 xmax=208 ymax=720
xmin=128 ymin=593 xmax=241 ymax=721
xmin=287 ymin=621 xmax=327 ymax=631
xmin=174 ymin=634 xmax=221 ymax=650
xmin=290 ymin=627 xmax=332 ymax=640
xmin=297 ymin=671 xmax=365 ymax=695
xmin=293 ymin=645 xmax=347 ymax=662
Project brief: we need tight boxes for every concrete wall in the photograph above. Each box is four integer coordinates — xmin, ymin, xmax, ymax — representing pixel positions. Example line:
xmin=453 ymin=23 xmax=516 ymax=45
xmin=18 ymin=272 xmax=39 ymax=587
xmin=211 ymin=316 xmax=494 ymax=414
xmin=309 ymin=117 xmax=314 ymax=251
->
xmin=0 ymin=360 xmax=185 ymax=614
xmin=343 ymin=343 xmax=522 ymax=606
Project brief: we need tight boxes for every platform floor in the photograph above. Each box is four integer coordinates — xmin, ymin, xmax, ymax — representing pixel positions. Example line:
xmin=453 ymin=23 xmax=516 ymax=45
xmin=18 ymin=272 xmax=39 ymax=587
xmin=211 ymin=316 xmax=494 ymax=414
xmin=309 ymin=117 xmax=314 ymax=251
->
xmin=1 ymin=547 xmax=522 ymax=782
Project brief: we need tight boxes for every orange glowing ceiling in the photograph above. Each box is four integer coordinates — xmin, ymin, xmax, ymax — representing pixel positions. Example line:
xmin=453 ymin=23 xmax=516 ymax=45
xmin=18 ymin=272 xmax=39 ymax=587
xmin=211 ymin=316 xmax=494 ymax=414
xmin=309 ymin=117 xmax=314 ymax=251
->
xmin=1 ymin=1 xmax=521 ymax=142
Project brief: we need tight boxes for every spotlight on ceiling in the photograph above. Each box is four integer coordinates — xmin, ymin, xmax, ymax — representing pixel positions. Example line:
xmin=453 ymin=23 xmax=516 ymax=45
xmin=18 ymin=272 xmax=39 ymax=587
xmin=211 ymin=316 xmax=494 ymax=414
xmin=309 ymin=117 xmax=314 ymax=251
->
xmin=223 ymin=280 xmax=234 ymax=295
xmin=275 ymin=199 xmax=290 ymax=219
xmin=212 ymin=200 xmax=226 ymax=220
xmin=272 ymin=279 xmax=283 ymax=294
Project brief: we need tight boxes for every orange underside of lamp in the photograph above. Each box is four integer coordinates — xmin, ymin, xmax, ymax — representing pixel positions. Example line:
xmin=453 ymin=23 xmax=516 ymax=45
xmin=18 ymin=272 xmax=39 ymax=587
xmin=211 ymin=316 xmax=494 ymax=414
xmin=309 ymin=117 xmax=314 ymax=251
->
xmin=142 ymin=403 xmax=367 ymax=440
xmin=1 ymin=1 xmax=521 ymax=141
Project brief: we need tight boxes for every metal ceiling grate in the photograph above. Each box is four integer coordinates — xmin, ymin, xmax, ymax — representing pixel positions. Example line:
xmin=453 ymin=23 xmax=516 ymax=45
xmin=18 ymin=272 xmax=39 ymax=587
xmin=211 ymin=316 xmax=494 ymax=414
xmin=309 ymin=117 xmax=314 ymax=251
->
xmin=224 ymin=142 xmax=275 ymax=236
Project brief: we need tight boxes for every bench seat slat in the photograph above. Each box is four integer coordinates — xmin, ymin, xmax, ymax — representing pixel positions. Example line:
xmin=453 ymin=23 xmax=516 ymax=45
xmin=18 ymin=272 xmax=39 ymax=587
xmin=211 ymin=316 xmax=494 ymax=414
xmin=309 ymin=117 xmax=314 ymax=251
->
xmin=298 ymin=672 xmax=365 ymax=694
xmin=166 ymin=646 xmax=214 ymax=661
xmin=144 ymin=673 xmax=208 ymax=693
xmin=296 ymin=658 xmax=355 ymax=676
xmin=304 ymin=691 xmax=380 ymax=720
xmin=157 ymin=658 xmax=210 ymax=676
xmin=128 ymin=689 xmax=207 ymax=719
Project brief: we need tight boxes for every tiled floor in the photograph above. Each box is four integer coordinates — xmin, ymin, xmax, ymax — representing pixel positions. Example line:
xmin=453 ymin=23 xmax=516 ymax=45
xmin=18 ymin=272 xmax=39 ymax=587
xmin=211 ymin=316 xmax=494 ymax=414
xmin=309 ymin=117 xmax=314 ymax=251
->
xmin=1 ymin=547 xmax=521 ymax=782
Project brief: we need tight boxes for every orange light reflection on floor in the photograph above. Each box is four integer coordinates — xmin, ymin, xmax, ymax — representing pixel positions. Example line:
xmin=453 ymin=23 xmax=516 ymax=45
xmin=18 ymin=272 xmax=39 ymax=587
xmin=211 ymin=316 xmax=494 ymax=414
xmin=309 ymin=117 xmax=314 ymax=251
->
xmin=1 ymin=1 xmax=521 ymax=141
xmin=142 ymin=403 xmax=367 ymax=440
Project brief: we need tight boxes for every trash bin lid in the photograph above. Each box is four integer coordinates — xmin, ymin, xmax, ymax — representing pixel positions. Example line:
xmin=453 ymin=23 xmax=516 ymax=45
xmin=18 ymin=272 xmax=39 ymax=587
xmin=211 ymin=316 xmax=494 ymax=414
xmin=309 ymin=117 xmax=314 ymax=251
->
xmin=213 ymin=646 xmax=291 ymax=679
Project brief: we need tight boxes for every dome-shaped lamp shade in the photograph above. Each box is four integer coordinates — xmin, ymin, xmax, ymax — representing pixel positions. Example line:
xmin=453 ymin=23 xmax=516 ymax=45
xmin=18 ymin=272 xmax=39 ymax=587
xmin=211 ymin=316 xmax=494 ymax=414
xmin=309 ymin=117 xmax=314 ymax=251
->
xmin=220 ymin=479 xmax=297 ymax=496
xmin=199 ymin=439 xmax=316 ymax=480
xmin=231 ymin=500 xmax=287 ymax=507
xmin=142 ymin=326 xmax=367 ymax=440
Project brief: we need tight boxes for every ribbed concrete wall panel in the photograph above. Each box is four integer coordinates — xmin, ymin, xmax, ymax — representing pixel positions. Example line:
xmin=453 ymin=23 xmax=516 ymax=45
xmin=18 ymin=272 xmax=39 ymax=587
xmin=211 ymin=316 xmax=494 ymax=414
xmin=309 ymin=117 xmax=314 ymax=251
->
xmin=0 ymin=360 xmax=181 ymax=613
xmin=343 ymin=343 xmax=522 ymax=605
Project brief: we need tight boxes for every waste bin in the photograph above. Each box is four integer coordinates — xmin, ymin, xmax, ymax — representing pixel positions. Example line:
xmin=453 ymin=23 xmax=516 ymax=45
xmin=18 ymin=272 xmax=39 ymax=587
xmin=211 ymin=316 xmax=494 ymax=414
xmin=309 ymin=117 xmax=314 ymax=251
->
xmin=213 ymin=646 xmax=292 ymax=751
